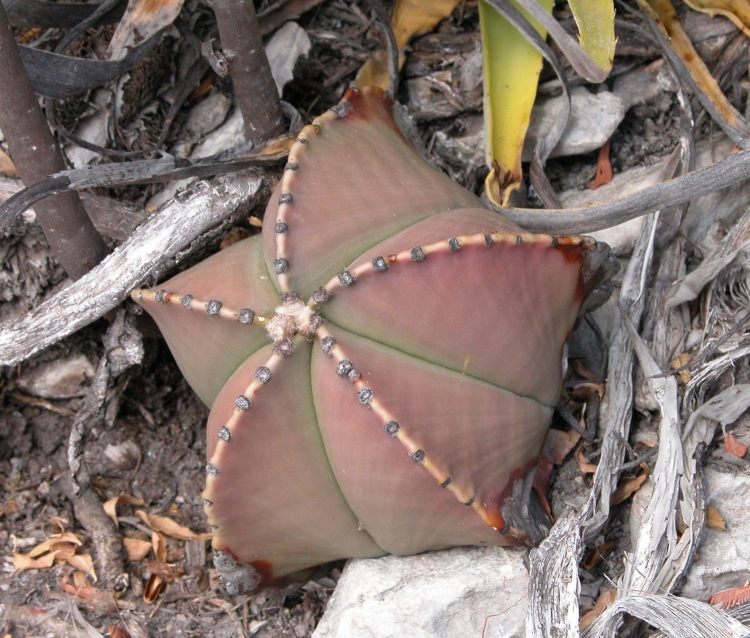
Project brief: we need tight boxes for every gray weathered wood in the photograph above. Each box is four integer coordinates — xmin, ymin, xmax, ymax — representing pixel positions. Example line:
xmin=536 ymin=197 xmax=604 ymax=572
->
xmin=0 ymin=172 xmax=263 ymax=365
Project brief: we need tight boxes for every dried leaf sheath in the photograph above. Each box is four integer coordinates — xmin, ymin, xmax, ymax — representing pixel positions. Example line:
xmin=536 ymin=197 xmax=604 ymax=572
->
xmin=134 ymin=87 xmax=617 ymax=587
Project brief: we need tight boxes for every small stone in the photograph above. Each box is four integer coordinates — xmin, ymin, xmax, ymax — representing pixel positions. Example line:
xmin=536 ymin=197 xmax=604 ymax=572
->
xmin=320 ymin=336 xmax=336 ymax=356
xmin=285 ymin=162 xmax=299 ymax=171
xmin=206 ymin=463 xmax=219 ymax=476
xmin=155 ymin=289 xmax=168 ymax=304
xmin=274 ymin=222 xmax=288 ymax=234
xmin=337 ymin=360 xmax=353 ymax=377
xmin=448 ymin=238 xmax=461 ymax=251
xmin=411 ymin=247 xmax=426 ymax=262
xmin=516 ymin=235 xmax=524 ymax=245
xmin=237 ymin=308 xmax=255 ymax=324
xmin=297 ymin=137 xmax=309 ymax=144
xmin=372 ymin=256 xmax=388 ymax=271
xmin=347 ymin=369 xmax=361 ymax=382
xmin=203 ymin=498 xmax=213 ymax=507
xmin=274 ymin=258 xmax=289 ymax=274
xmin=218 ymin=426 xmax=231 ymax=442
xmin=207 ymin=300 xmax=222 ymax=315
xmin=254 ymin=367 xmax=271 ymax=384
xmin=384 ymin=421 xmax=399 ymax=436
xmin=17 ymin=354 xmax=95 ymax=399
xmin=311 ymin=547 xmax=528 ymax=638
xmin=181 ymin=294 xmax=193 ymax=309
xmin=338 ymin=270 xmax=355 ymax=286
xmin=358 ymin=389 xmax=373 ymax=405
xmin=412 ymin=450 xmax=425 ymax=463
xmin=485 ymin=234 xmax=494 ymax=246
xmin=235 ymin=395 xmax=251 ymax=410
xmin=279 ymin=193 xmax=293 ymax=205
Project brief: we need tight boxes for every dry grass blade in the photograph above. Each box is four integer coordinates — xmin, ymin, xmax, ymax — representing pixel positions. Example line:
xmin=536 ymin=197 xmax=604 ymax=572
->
xmin=108 ymin=0 xmax=185 ymax=61
xmin=637 ymin=0 xmax=750 ymax=143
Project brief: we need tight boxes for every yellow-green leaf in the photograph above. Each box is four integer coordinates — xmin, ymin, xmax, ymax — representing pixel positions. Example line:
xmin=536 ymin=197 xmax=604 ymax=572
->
xmin=480 ymin=0 xmax=553 ymax=206
xmin=568 ymin=0 xmax=616 ymax=72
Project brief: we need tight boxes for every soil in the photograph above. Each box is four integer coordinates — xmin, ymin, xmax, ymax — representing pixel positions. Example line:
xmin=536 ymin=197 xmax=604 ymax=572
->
xmin=0 ymin=0 xmax=747 ymax=636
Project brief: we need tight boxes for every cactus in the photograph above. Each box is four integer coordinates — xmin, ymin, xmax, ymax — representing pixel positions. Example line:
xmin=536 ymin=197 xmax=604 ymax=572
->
xmin=133 ymin=87 xmax=617 ymax=594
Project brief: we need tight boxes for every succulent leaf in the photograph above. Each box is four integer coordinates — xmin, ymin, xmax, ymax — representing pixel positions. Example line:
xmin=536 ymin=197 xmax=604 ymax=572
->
xmin=262 ymin=90 xmax=480 ymax=298
xmin=134 ymin=87 xmax=617 ymax=588
xmin=137 ymin=236 xmax=279 ymax=405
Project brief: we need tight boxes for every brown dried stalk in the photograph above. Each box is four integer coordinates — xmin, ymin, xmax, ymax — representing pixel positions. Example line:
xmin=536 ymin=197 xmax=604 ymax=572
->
xmin=0 ymin=2 xmax=108 ymax=280
xmin=213 ymin=0 xmax=285 ymax=141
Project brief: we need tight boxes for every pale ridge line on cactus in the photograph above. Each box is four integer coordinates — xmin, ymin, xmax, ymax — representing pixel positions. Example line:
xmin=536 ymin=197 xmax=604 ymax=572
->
xmin=273 ymin=108 xmax=339 ymax=294
xmin=202 ymin=350 xmax=286 ymax=532
xmin=314 ymin=324 xmax=498 ymax=529
xmin=133 ymin=288 xmax=268 ymax=326
xmin=316 ymin=231 xmax=582 ymax=299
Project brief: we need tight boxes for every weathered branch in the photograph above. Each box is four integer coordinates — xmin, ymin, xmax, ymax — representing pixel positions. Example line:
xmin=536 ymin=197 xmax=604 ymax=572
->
xmin=0 ymin=172 xmax=264 ymax=366
xmin=0 ymin=1 xmax=108 ymax=279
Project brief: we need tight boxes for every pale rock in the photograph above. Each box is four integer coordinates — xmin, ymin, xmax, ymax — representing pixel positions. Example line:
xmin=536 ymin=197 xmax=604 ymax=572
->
xmin=682 ymin=468 xmax=750 ymax=600
xmin=185 ymin=92 xmax=232 ymax=138
xmin=613 ymin=59 xmax=678 ymax=111
xmin=523 ymin=87 xmax=625 ymax=161
xmin=265 ymin=22 xmax=311 ymax=96
xmin=313 ymin=546 xmax=528 ymax=638
xmin=17 ymin=353 xmax=95 ymax=399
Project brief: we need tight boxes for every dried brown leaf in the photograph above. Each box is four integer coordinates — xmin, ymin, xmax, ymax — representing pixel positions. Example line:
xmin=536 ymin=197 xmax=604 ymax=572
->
xmin=123 ymin=537 xmax=152 ymax=562
xmin=67 ymin=553 xmax=97 ymax=581
xmin=580 ymin=589 xmax=616 ymax=628
xmin=28 ymin=531 xmax=81 ymax=558
xmin=104 ymin=494 xmax=146 ymax=527
xmin=143 ymin=574 xmax=165 ymax=604
xmin=706 ymin=505 xmax=727 ymax=531
xmin=709 ymin=584 xmax=750 ymax=609
xmin=541 ymin=428 xmax=582 ymax=465
xmin=577 ymin=448 xmax=598 ymax=474
xmin=0 ymin=149 xmax=17 ymax=178
xmin=136 ymin=509 xmax=211 ymax=541
xmin=724 ymin=432 xmax=747 ymax=458
xmin=610 ymin=465 xmax=649 ymax=505
xmin=152 ymin=531 xmax=167 ymax=564
xmin=13 ymin=551 xmax=58 ymax=571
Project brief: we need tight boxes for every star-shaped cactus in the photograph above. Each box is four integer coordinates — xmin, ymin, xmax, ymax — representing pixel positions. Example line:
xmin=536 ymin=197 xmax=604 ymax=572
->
xmin=133 ymin=87 xmax=616 ymax=594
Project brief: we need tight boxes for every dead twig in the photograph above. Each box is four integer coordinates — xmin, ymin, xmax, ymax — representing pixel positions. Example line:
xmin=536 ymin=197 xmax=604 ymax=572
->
xmin=0 ymin=2 xmax=108 ymax=279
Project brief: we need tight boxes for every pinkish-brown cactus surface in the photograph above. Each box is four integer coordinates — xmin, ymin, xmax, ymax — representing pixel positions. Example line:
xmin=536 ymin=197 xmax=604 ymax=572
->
xmin=133 ymin=87 xmax=617 ymax=594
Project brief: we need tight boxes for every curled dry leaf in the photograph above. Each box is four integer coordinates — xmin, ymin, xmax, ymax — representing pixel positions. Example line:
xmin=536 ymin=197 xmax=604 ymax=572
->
xmin=67 ymin=553 xmax=97 ymax=581
xmin=147 ymin=559 xmax=184 ymax=582
xmin=136 ymin=509 xmax=212 ymax=541
xmin=577 ymin=448 xmax=598 ymax=474
xmin=104 ymin=494 xmax=146 ymax=527
xmin=123 ymin=537 xmax=152 ymax=561
xmin=724 ymin=432 xmax=747 ymax=458
xmin=13 ymin=551 xmax=58 ymax=571
xmin=706 ymin=504 xmax=727 ymax=531
xmin=580 ymin=589 xmax=616 ymax=629
xmin=709 ymin=584 xmax=750 ymax=609
xmin=28 ymin=531 xmax=81 ymax=558
xmin=143 ymin=574 xmax=165 ymax=604
xmin=542 ymin=428 xmax=582 ymax=465
xmin=152 ymin=531 xmax=167 ymax=564
xmin=610 ymin=464 xmax=649 ymax=505
xmin=59 ymin=575 xmax=118 ymax=615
